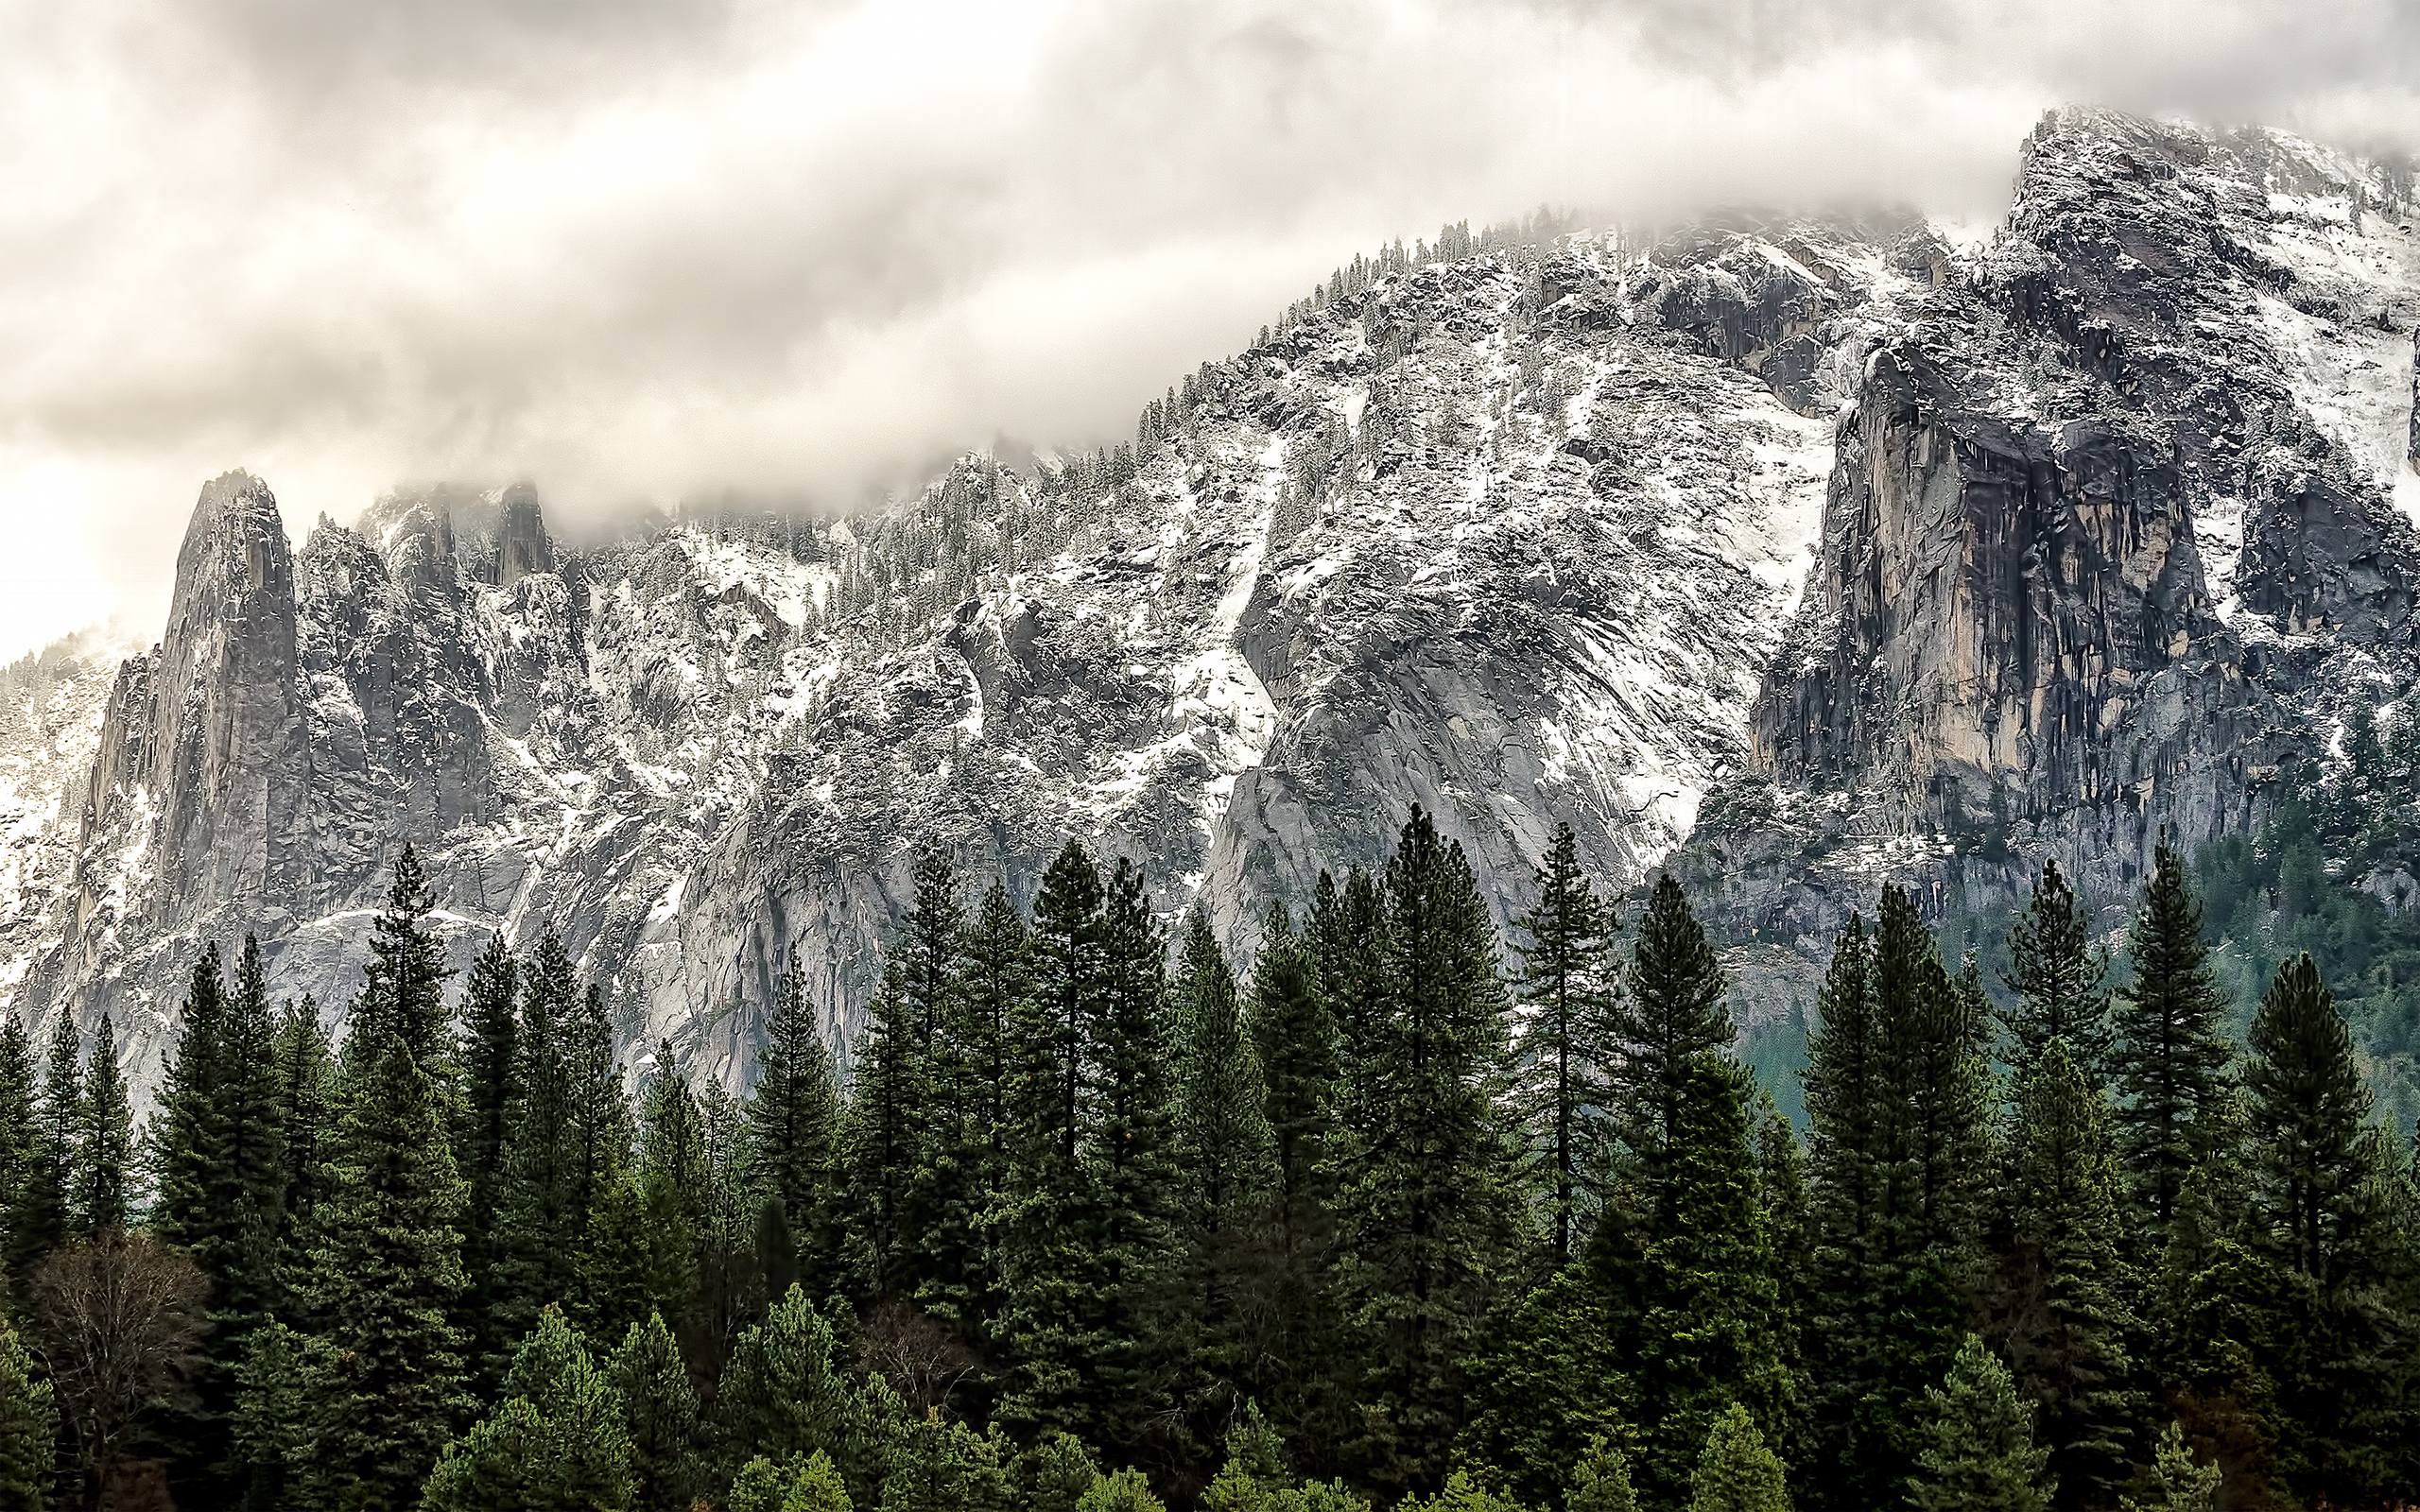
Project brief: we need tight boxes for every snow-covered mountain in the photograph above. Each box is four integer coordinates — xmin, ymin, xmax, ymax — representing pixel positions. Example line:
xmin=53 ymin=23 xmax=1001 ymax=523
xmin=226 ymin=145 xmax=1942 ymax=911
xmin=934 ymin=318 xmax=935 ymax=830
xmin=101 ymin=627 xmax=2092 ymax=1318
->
xmin=3 ymin=108 xmax=2416 ymax=1096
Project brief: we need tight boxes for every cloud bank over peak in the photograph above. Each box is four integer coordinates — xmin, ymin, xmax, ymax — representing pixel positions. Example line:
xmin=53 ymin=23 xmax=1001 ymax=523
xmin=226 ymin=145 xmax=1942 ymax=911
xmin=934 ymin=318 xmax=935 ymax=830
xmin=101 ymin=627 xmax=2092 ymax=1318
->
xmin=1 ymin=0 xmax=2414 ymax=661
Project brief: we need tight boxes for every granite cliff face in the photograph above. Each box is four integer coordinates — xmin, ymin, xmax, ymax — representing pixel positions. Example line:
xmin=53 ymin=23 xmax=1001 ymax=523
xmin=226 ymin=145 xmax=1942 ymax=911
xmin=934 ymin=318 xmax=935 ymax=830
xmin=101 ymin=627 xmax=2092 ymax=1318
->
xmin=1684 ymin=110 xmax=2420 ymax=977
xmin=3 ymin=109 xmax=2417 ymax=1090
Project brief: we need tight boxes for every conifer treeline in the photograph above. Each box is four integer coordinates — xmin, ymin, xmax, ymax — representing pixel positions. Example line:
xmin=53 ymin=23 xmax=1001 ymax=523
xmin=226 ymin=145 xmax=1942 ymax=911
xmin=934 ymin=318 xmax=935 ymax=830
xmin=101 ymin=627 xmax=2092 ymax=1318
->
xmin=0 ymin=821 xmax=2413 ymax=1512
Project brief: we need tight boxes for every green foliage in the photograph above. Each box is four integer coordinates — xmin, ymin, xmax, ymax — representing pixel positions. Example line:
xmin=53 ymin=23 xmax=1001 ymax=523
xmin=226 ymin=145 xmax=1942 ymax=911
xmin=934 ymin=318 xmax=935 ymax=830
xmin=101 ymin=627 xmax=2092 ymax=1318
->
xmin=2119 ymin=1422 xmax=2221 ymax=1512
xmin=1605 ymin=876 xmax=1781 ymax=1503
xmin=268 ymin=996 xmax=336 ymax=1278
xmin=613 ymin=1311 xmax=705 ymax=1512
xmin=1509 ymin=825 xmax=1619 ymax=1265
xmin=1019 ymin=1431 xmax=1100 ymax=1512
xmin=73 ymin=1013 xmax=132 ymax=1235
xmin=149 ymin=935 xmax=287 ymax=1490
xmin=730 ymin=1450 xmax=853 ymax=1512
xmin=1078 ymin=1466 xmax=1167 ymax=1512
xmin=0 ymin=1014 xmax=36 ymax=1283
xmin=747 ymin=949 xmax=844 ymax=1290
xmin=1397 ymin=1468 xmax=1530 ymax=1512
xmin=1685 ymin=1404 xmax=1789 ymax=1512
xmin=2238 ymin=953 xmax=2403 ymax=1505
xmin=1565 ymin=1434 xmax=1637 ymax=1512
xmin=424 ymin=1306 xmax=633 ymax=1511
xmin=14 ymin=1015 xmax=78 ymax=1277
xmin=285 ymin=856 xmax=475 ymax=1511
xmin=1800 ymin=892 xmax=1996 ymax=1512
xmin=2109 ymin=845 xmax=2233 ymax=1231
xmin=1455 ymin=1265 xmax=1627 ymax=1509
xmin=1999 ymin=1039 xmax=2139 ymax=1506
xmin=994 ymin=841 xmax=1110 ymax=1441
xmin=1245 ymin=904 xmax=1346 ymax=1446
xmin=2001 ymin=862 xmax=2112 ymax=1082
xmin=715 ymin=1284 xmax=860 ymax=1485
xmin=879 ymin=1408 xmax=1013 ymax=1512
xmin=846 ymin=857 xmax=947 ymax=1305
xmin=457 ymin=931 xmax=520 ymax=1371
xmin=1331 ymin=810 xmax=1528 ymax=1493
xmin=0 ymin=1320 xmax=55 ymax=1512
xmin=1174 ymin=906 xmax=1278 ymax=1416
xmin=1905 ymin=1336 xmax=2053 ymax=1512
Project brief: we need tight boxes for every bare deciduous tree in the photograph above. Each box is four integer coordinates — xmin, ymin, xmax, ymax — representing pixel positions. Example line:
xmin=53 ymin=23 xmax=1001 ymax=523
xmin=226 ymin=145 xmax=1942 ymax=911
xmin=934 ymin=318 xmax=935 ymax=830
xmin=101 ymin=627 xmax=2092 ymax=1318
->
xmin=856 ymin=1298 xmax=977 ymax=1418
xmin=31 ymin=1231 xmax=207 ymax=1511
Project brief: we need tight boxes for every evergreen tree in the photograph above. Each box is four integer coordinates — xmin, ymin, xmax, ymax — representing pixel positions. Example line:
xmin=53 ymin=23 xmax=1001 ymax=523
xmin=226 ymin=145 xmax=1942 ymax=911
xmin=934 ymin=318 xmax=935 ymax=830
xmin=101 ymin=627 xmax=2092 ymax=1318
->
xmin=1308 ymin=868 xmax=1390 ymax=1158
xmin=697 ymin=1082 xmax=769 ymax=1380
xmin=230 ymin=1321 xmax=318 ymax=1512
xmin=354 ymin=842 xmax=457 ymax=1071
xmin=881 ymin=1410 xmax=1014 ymax=1512
xmin=2120 ymin=1422 xmax=2222 ymax=1512
xmin=2239 ymin=954 xmax=2399 ymax=1505
xmin=729 ymin=1451 xmax=853 ymax=1512
xmin=1615 ymin=878 xmax=1778 ymax=1502
xmin=1904 ymin=1336 xmax=2053 ymax=1512
xmin=1509 ymin=825 xmax=1618 ymax=1265
xmin=888 ymin=849 xmax=963 ymax=1302
xmin=493 ymin=931 xmax=581 ymax=1357
xmin=1246 ymin=905 xmax=1346 ymax=1445
xmin=919 ymin=881 xmax=1026 ymax=1332
xmin=73 ymin=1014 xmax=131 ymax=1235
xmin=294 ymin=1007 xmax=473 ymax=1510
xmin=565 ymin=982 xmax=644 ymax=1337
xmin=0 ymin=1016 xmax=33 ymax=1276
xmin=845 ymin=960 xmax=930 ymax=1306
xmin=150 ymin=942 xmax=231 ymax=1250
xmin=614 ymin=1311 xmax=706 ymax=1512
xmin=2109 ymin=845 xmax=2232 ymax=1232
xmin=1999 ymin=1040 xmax=2139 ymax=1508
xmin=424 ymin=1305 xmax=633 ymax=1512
xmin=0 ymin=1320 xmax=54 ymax=1512
xmin=994 ymin=842 xmax=1108 ymax=1441
xmin=152 ymin=936 xmax=287 ymax=1493
xmin=2001 ymin=861 xmax=2111 ymax=1084
xmin=1173 ymin=908 xmax=1278 ymax=1412
xmin=269 ymin=998 xmax=336 ymax=1286
xmin=1090 ymin=857 xmax=1183 ymax=1453
xmin=458 ymin=932 xmax=521 ymax=1365
xmin=635 ymin=1047 xmax=710 ymax=1334
xmin=714 ymin=1284 xmax=858 ymax=1485
xmin=1333 ymin=809 xmax=1527 ymax=1494
xmin=746 ymin=951 xmax=842 ymax=1291
xmin=1567 ymin=1434 xmax=1639 ymax=1512
xmin=1755 ymin=1099 xmax=1813 ymax=1473
xmin=1801 ymin=894 xmax=1994 ymax=1512
xmin=1456 ymin=1263 xmax=1628 ymax=1510
xmin=1612 ymin=874 xmax=1733 ymax=1201
xmin=14 ymin=1016 xmax=78 ymax=1284
xmin=1685 ymin=1404 xmax=1789 ymax=1512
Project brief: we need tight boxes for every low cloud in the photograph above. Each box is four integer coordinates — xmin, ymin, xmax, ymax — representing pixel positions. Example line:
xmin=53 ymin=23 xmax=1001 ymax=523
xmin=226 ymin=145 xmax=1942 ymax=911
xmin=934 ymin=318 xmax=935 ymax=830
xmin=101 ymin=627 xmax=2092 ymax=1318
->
xmin=1 ymin=0 xmax=2413 ymax=659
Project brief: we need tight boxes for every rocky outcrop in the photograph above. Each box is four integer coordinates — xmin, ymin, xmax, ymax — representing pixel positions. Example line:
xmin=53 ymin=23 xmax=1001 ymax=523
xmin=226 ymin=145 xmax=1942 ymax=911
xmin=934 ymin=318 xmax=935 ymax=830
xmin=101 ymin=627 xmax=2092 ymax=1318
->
xmin=1688 ymin=109 xmax=2420 ymax=970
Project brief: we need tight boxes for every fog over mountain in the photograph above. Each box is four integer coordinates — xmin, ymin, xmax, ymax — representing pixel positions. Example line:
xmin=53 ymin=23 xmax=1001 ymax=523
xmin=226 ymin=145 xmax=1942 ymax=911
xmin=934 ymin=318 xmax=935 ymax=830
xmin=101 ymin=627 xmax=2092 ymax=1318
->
xmin=4 ymin=0 xmax=2416 ymax=662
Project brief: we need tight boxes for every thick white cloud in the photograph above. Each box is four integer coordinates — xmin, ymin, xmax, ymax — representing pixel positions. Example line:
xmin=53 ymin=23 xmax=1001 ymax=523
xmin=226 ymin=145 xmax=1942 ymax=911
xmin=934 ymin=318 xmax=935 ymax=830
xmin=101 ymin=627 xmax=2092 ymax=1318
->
xmin=1 ymin=0 xmax=2414 ymax=662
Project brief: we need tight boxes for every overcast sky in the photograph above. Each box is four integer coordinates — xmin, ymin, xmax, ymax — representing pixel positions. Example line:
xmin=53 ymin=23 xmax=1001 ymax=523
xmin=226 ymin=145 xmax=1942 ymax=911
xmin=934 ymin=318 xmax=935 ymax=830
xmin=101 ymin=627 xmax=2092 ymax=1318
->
xmin=1 ymin=0 xmax=2414 ymax=663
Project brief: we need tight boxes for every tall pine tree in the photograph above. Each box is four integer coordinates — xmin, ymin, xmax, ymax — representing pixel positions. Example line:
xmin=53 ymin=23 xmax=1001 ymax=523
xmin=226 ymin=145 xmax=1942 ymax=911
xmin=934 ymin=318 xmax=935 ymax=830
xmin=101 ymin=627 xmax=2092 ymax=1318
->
xmin=2001 ymin=861 xmax=2112 ymax=1084
xmin=1333 ymin=810 xmax=1527 ymax=1494
xmin=1509 ymin=826 xmax=1618 ymax=1266
xmin=2109 ymin=845 xmax=2232 ymax=1233
xmin=73 ymin=1014 xmax=132 ymax=1235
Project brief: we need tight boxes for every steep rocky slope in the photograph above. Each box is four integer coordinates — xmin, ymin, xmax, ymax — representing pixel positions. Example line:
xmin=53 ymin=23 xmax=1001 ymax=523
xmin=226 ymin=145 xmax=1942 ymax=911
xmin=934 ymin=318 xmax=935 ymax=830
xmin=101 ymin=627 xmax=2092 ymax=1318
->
xmin=2 ymin=213 xmax=1927 ymax=1094
xmin=1681 ymin=110 xmax=2420 ymax=996
xmin=3 ymin=108 xmax=2415 ymax=1092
